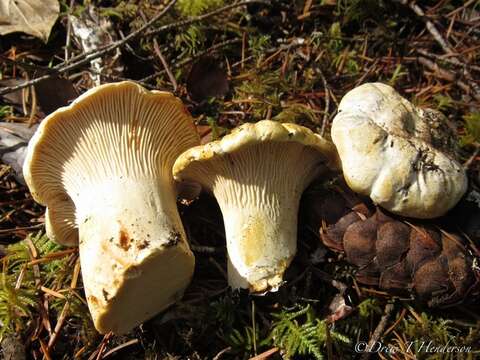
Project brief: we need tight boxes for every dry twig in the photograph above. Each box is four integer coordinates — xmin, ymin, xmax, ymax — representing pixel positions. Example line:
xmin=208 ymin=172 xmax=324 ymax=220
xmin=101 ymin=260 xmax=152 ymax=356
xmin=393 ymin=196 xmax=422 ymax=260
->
xmin=153 ymin=40 xmax=178 ymax=91
xmin=417 ymin=56 xmax=480 ymax=102
xmin=360 ymin=303 xmax=395 ymax=360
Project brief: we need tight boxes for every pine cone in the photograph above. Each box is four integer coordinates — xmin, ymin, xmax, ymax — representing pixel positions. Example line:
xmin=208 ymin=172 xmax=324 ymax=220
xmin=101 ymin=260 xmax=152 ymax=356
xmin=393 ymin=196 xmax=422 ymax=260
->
xmin=306 ymin=187 xmax=480 ymax=307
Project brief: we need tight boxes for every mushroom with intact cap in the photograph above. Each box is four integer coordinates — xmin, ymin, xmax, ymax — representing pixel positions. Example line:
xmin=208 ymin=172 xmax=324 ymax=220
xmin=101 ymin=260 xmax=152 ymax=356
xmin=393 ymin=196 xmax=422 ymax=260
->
xmin=173 ymin=120 xmax=340 ymax=292
xmin=23 ymin=81 xmax=200 ymax=334
xmin=331 ymin=82 xmax=467 ymax=219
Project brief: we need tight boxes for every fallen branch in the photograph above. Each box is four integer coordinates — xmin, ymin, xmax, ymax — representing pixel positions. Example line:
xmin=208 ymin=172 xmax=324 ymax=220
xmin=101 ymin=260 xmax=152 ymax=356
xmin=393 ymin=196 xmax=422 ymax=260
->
xmin=153 ymin=39 xmax=178 ymax=91
xmin=416 ymin=48 xmax=480 ymax=73
xmin=0 ymin=56 xmax=57 ymax=75
xmin=316 ymin=66 xmax=330 ymax=137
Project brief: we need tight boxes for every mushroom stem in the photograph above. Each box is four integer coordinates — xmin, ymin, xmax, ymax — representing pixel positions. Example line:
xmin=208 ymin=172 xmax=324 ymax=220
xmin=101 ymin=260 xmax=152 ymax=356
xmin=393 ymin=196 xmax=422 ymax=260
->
xmin=221 ymin=202 xmax=298 ymax=292
xmin=211 ymin=164 xmax=308 ymax=292
xmin=74 ymin=178 xmax=194 ymax=334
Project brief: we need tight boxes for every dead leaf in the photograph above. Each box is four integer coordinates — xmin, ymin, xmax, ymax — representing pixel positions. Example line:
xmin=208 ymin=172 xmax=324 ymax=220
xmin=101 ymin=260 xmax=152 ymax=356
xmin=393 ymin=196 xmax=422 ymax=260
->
xmin=0 ymin=122 xmax=38 ymax=184
xmin=327 ymin=293 xmax=354 ymax=322
xmin=196 ymin=124 xmax=213 ymax=144
xmin=0 ymin=0 xmax=60 ymax=43
xmin=0 ymin=76 xmax=77 ymax=116
xmin=187 ymin=56 xmax=229 ymax=102
xmin=33 ymin=76 xmax=77 ymax=115
xmin=0 ymin=79 xmax=26 ymax=109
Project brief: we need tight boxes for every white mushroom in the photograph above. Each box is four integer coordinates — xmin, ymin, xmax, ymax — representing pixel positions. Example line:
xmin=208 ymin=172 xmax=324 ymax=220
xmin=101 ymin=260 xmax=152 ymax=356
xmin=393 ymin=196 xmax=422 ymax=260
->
xmin=331 ymin=82 xmax=467 ymax=219
xmin=173 ymin=120 xmax=339 ymax=292
xmin=23 ymin=81 xmax=200 ymax=334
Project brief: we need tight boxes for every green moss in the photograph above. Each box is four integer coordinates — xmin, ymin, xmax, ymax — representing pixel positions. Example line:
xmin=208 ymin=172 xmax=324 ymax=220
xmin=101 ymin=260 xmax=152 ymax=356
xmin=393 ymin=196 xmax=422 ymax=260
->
xmin=461 ymin=112 xmax=480 ymax=147
xmin=177 ymin=0 xmax=225 ymax=17
xmin=268 ymin=304 xmax=350 ymax=360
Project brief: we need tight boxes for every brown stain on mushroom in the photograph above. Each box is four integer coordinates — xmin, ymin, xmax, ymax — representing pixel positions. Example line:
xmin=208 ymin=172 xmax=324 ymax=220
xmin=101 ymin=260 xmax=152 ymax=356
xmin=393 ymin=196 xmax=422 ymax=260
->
xmin=88 ymin=295 xmax=99 ymax=305
xmin=119 ymin=227 xmax=131 ymax=251
xmin=136 ymin=240 xmax=150 ymax=250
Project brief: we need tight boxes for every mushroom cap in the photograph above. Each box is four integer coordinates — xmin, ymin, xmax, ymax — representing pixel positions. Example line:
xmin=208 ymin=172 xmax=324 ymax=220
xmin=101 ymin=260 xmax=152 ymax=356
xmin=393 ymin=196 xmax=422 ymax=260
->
xmin=332 ymin=82 xmax=467 ymax=219
xmin=173 ymin=119 xmax=340 ymax=184
xmin=23 ymin=81 xmax=200 ymax=246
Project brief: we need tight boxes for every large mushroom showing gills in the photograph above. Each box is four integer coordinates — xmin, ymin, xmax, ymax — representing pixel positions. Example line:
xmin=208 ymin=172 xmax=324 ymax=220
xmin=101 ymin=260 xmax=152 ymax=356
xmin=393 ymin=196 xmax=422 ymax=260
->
xmin=331 ymin=82 xmax=468 ymax=219
xmin=173 ymin=120 xmax=339 ymax=292
xmin=23 ymin=82 xmax=200 ymax=334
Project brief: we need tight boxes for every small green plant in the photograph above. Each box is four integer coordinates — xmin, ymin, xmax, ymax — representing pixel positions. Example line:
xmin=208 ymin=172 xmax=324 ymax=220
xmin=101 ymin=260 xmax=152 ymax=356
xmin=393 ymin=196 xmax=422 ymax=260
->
xmin=234 ymin=70 xmax=284 ymax=120
xmin=177 ymin=0 xmax=225 ymax=17
xmin=336 ymin=298 xmax=384 ymax=344
xmin=0 ymin=234 xmax=48 ymax=337
xmin=175 ymin=25 xmax=206 ymax=55
xmin=248 ymin=35 xmax=272 ymax=63
xmin=273 ymin=104 xmax=319 ymax=127
xmin=0 ymin=272 xmax=38 ymax=337
xmin=460 ymin=112 xmax=480 ymax=147
xmin=327 ymin=22 xmax=343 ymax=52
xmin=227 ymin=325 xmax=264 ymax=356
xmin=0 ymin=105 xmax=12 ymax=120
xmin=433 ymin=94 xmax=454 ymax=112
xmin=99 ymin=1 xmax=138 ymax=19
xmin=357 ymin=297 xmax=383 ymax=318
xmin=0 ymin=233 xmax=94 ymax=343
xmin=397 ymin=311 xmax=476 ymax=357
xmin=389 ymin=64 xmax=407 ymax=86
xmin=269 ymin=304 xmax=350 ymax=360
xmin=206 ymin=116 xmax=228 ymax=140
xmin=337 ymin=0 xmax=387 ymax=24
xmin=403 ymin=313 xmax=457 ymax=345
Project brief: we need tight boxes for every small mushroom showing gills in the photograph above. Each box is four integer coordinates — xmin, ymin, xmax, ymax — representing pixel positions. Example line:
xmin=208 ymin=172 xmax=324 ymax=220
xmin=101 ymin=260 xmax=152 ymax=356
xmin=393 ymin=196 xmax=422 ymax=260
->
xmin=173 ymin=120 xmax=339 ymax=292
xmin=23 ymin=82 xmax=200 ymax=334
xmin=331 ymin=82 xmax=467 ymax=219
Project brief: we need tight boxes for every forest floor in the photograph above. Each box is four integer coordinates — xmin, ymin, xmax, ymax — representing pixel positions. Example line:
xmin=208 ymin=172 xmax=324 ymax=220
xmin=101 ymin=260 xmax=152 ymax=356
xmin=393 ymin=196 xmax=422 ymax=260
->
xmin=1 ymin=0 xmax=480 ymax=359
